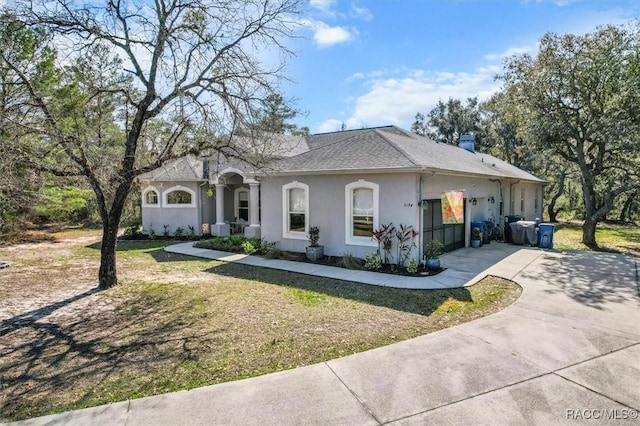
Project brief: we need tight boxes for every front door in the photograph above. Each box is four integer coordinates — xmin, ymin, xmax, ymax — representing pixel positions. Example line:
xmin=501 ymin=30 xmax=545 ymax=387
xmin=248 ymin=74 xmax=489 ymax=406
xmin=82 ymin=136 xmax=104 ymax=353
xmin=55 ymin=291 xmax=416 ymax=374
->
xmin=422 ymin=199 xmax=466 ymax=253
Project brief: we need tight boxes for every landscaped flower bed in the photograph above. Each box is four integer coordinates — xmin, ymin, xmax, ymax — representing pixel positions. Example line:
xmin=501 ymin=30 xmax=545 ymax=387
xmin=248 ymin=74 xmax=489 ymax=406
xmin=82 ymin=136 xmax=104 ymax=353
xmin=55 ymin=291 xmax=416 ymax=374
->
xmin=194 ymin=236 xmax=445 ymax=277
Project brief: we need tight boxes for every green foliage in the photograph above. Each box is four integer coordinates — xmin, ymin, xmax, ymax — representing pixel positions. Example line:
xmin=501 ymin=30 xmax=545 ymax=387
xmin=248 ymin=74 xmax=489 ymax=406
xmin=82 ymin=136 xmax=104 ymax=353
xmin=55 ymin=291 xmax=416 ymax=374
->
xmin=187 ymin=225 xmax=196 ymax=240
xmin=194 ymin=236 xmax=265 ymax=255
xmin=173 ymin=227 xmax=184 ymax=238
xmin=413 ymin=97 xmax=483 ymax=146
xmin=340 ymin=252 xmax=364 ymax=270
xmin=499 ymin=24 xmax=640 ymax=246
xmin=148 ymin=226 xmax=156 ymax=240
xmin=424 ymin=239 xmax=444 ymax=259
xmin=241 ymin=240 xmax=257 ymax=254
xmin=364 ymin=253 xmax=382 ymax=270
xmin=123 ymin=223 xmax=142 ymax=238
xmin=33 ymin=186 xmax=94 ymax=222
xmin=307 ymin=225 xmax=320 ymax=247
xmin=407 ymin=258 xmax=419 ymax=274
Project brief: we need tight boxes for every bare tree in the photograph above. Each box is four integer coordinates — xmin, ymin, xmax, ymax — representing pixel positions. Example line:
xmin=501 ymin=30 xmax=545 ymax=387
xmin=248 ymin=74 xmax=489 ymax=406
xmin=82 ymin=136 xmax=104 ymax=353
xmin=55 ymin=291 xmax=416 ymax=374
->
xmin=2 ymin=0 xmax=303 ymax=288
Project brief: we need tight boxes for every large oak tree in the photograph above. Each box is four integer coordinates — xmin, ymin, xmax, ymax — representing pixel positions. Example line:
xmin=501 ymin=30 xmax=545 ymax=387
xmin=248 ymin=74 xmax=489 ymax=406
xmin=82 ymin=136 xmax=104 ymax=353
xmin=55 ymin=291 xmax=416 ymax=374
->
xmin=1 ymin=0 xmax=302 ymax=288
xmin=500 ymin=24 xmax=640 ymax=247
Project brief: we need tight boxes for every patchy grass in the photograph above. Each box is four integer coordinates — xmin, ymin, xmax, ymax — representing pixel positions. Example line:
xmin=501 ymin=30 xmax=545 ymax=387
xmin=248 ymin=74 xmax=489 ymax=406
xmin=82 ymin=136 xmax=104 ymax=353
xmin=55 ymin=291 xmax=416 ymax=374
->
xmin=553 ymin=221 xmax=640 ymax=255
xmin=0 ymin=231 xmax=520 ymax=422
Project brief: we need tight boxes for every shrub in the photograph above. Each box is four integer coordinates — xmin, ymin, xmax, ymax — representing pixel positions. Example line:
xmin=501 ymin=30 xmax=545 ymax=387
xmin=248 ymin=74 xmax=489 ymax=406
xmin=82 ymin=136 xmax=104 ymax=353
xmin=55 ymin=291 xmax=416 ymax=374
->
xmin=123 ymin=222 xmax=142 ymax=238
xmin=33 ymin=186 xmax=94 ymax=223
xmin=407 ymin=258 xmax=419 ymax=274
xmin=395 ymin=224 xmax=418 ymax=267
xmin=194 ymin=236 xmax=264 ymax=254
xmin=364 ymin=253 xmax=382 ymax=270
xmin=163 ymin=224 xmax=170 ymax=238
xmin=187 ymin=225 xmax=196 ymax=240
xmin=340 ymin=252 xmax=364 ymax=270
xmin=307 ymin=225 xmax=320 ymax=247
xmin=424 ymin=239 xmax=444 ymax=259
xmin=148 ymin=226 xmax=156 ymax=240
xmin=241 ymin=240 xmax=257 ymax=254
xmin=372 ymin=223 xmax=395 ymax=265
xmin=173 ymin=227 xmax=184 ymax=238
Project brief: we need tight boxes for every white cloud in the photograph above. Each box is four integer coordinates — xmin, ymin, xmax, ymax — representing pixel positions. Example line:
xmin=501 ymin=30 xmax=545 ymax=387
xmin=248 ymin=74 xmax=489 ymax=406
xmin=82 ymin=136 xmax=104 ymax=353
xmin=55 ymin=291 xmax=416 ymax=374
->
xmin=316 ymin=67 xmax=502 ymax=131
xmin=484 ymin=43 xmax=539 ymax=61
xmin=309 ymin=0 xmax=335 ymax=11
xmin=350 ymin=4 xmax=373 ymax=21
xmin=308 ymin=21 xmax=355 ymax=48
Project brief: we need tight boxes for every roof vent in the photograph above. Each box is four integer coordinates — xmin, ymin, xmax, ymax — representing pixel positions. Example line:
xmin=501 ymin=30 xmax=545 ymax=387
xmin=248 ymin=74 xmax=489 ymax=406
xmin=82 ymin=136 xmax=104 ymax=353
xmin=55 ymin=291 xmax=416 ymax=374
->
xmin=459 ymin=134 xmax=475 ymax=153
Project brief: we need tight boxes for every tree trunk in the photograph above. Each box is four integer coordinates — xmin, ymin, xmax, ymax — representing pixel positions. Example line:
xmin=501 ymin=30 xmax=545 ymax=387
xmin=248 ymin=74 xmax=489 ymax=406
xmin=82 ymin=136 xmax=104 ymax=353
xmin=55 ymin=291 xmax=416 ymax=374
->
xmin=98 ymin=219 xmax=119 ymax=289
xmin=619 ymin=191 xmax=637 ymax=223
xmin=582 ymin=219 xmax=598 ymax=248
xmin=548 ymin=207 xmax=563 ymax=223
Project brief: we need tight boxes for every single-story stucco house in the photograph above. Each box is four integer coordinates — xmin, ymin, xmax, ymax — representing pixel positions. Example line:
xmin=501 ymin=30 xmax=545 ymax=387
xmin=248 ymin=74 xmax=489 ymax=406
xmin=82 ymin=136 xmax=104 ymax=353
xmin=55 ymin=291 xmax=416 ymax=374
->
xmin=139 ymin=126 xmax=544 ymax=262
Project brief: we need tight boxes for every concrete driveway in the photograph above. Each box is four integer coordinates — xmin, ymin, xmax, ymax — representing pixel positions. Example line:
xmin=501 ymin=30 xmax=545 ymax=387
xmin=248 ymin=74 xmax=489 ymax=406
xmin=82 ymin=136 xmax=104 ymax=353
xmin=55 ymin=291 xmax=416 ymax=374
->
xmin=6 ymin=249 xmax=640 ymax=425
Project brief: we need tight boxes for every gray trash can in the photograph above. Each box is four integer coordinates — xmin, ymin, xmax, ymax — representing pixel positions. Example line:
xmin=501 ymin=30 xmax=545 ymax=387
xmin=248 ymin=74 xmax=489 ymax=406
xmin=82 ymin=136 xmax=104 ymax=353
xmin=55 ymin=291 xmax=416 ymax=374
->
xmin=538 ymin=223 xmax=555 ymax=249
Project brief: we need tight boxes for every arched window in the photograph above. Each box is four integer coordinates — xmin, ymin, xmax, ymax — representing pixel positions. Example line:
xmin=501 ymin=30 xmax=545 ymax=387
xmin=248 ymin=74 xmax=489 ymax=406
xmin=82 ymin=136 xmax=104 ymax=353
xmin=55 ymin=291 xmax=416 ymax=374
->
xmin=164 ymin=186 xmax=196 ymax=207
xmin=142 ymin=188 xmax=160 ymax=207
xmin=345 ymin=180 xmax=378 ymax=246
xmin=282 ymin=181 xmax=309 ymax=239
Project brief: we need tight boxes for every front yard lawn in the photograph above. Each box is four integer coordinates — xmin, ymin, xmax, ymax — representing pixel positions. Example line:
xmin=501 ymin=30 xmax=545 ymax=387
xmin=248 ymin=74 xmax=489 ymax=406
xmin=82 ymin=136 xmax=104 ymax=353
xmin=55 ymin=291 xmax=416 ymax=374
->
xmin=0 ymin=230 xmax=520 ymax=422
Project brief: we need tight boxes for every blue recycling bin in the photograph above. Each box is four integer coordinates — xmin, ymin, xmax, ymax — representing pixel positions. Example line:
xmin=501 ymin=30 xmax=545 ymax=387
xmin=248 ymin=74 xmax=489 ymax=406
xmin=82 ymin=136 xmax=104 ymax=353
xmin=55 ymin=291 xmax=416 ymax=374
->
xmin=471 ymin=221 xmax=486 ymax=246
xmin=538 ymin=223 xmax=555 ymax=249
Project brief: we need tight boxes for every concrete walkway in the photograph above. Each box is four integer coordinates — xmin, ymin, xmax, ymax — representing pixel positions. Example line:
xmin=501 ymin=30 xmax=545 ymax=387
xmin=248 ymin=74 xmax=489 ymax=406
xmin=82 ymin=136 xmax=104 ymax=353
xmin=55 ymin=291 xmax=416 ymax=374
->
xmin=164 ymin=241 xmax=525 ymax=289
xmin=6 ymin=246 xmax=640 ymax=425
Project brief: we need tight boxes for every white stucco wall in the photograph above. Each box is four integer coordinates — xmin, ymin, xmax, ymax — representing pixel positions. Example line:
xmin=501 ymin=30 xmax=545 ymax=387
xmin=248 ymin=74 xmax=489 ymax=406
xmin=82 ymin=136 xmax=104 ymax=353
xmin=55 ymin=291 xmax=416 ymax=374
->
xmin=260 ymin=173 xmax=420 ymax=259
xmin=141 ymin=181 xmax=205 ymax=236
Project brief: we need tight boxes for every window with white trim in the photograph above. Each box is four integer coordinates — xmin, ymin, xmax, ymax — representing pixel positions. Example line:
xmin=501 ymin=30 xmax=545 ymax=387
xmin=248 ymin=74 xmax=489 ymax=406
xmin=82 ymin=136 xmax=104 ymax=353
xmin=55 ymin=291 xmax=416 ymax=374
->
xmin=520 ymin=188 xmax=525 ymax=213
xmin=345 ymin=180 xmax=378 ymax=246
xmin=282 ymin=181 xmax=309 ymax=239
xmin=235 ymin=188 xmax=249 ymax=222
xmin=164 ymin=186 xmax=196 ymax=207
xmin=142 ymin=188 xmax=159 ymax=207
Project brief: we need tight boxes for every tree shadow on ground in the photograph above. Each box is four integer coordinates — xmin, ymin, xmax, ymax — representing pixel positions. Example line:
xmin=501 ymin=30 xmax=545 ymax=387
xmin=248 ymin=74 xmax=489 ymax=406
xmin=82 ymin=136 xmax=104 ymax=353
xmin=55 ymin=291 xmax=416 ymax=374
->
xmin=203 ymin=261 xmax=473 ymax=318
xmin=519 ymin=250 xmax=639 ymax=309
xmin=0 ymin=285 xmax=221 ymax=421
xmin=85 ymin=240 xmax=204 ymax=263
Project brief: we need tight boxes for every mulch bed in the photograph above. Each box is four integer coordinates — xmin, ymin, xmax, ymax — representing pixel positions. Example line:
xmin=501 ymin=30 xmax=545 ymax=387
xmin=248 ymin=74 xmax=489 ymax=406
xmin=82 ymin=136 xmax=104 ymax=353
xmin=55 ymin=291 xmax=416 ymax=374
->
xmin=280 ymin=252 xmax=445 ymax=277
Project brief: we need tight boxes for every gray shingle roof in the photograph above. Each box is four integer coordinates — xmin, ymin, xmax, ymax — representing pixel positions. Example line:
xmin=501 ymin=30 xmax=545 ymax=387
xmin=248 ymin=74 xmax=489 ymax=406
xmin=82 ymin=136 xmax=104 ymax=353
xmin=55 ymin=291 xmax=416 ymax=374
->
xmin=139 ymin=127 xmax=543 ymax=183
xmin=138 ymin=156 xmax=204 ymax=181
xmin=272 ymin=126 xmax=543 ymax=182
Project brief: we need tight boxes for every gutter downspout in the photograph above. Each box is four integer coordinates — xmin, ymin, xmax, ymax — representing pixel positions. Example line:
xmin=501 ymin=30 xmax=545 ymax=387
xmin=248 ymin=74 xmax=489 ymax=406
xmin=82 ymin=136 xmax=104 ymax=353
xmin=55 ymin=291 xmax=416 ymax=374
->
xmin=509 ymin=180 xmax=521 ymax=216
xmin=490 ymin=178 xmax=503 ymax=238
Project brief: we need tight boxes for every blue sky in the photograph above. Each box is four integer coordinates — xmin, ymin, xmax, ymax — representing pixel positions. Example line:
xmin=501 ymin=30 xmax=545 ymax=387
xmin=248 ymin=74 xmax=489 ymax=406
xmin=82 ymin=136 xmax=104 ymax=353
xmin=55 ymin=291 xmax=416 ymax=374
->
xmin=283 ymin=0 xmax=640 ymax=133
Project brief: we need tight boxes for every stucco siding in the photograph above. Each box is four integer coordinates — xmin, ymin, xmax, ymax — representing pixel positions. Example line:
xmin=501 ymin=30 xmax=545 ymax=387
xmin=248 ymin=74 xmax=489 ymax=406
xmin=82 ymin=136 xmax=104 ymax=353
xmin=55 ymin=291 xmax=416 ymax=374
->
xmin=261 ymin=173 xmax=419 ymax=258
xmin=141 ymin=180 xmax=203 ymax=236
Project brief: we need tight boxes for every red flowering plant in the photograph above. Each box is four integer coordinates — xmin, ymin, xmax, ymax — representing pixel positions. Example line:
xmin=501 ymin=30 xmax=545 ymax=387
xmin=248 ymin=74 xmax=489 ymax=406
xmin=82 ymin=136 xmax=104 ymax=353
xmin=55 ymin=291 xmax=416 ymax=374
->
xmin=371 ymin=223 xmax=395 ymax=265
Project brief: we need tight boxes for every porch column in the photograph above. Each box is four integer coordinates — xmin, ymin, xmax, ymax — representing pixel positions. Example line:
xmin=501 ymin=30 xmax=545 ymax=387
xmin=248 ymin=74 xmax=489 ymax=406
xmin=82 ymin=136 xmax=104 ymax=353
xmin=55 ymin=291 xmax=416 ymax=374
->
xmin=215 ymin=184 xmax=225 ymax=225
xmin=244 ymin=181 xmax=261 ymax=239
xmin=212 ymin=183 xmax=230 ymax=236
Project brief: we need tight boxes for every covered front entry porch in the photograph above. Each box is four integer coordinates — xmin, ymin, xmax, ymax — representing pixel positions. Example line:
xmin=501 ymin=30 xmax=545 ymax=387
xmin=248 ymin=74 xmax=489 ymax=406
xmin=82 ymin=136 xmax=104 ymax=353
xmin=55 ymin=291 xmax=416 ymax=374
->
xmin=209 ymin=168 xmax=261 ymax=239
